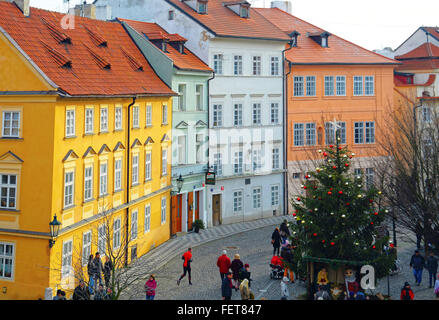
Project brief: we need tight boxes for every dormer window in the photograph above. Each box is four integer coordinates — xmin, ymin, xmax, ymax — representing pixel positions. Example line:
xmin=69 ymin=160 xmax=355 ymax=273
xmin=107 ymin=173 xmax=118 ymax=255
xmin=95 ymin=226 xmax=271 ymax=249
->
xmin=198 ymin=1 xmax=208 ymax=14
xmin=308 ymin=31 xmax=331 ymax=48
xmin=289 ymin=31 xmax=300 ymax=47
xmin=181 ymin=0 xmax=208 ymax=14
xmin=240 ymin=5 xmax=249 ymax=18
xmin=321 ymin=37 xmax=327 ymax=48
xmin=223 ymin=1 xmax=251 ymax=18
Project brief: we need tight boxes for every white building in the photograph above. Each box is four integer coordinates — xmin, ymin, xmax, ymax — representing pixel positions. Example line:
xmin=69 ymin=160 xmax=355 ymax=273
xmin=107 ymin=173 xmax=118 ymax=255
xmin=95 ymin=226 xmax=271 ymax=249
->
xmin=95 ymin=0 xmax=292 ymax=226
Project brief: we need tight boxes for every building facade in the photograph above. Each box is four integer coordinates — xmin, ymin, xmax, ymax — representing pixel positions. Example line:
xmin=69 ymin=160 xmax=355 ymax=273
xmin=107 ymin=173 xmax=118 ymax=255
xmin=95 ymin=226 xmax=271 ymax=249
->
xmin=0 ymin=2 xmax=175 ymax=299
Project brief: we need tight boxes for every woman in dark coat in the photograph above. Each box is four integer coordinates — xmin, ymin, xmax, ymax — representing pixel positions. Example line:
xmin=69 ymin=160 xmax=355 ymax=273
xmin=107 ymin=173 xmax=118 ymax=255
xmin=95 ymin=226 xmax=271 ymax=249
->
xmin=272 ymin=228 xmax=281 ymax=256
xmin=230 ymin=254 xmax=244 ymax=290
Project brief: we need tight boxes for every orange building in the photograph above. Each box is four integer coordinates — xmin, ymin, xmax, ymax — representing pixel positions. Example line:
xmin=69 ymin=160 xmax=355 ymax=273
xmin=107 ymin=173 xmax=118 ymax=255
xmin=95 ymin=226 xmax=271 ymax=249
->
xmin=256 ymin=8 xmax=399 ymax=211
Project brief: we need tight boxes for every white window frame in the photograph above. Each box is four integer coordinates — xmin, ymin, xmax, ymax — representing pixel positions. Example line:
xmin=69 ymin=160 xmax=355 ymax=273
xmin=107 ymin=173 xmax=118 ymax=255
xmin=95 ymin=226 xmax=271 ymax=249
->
xmin=271 ymin=184 xmax=280 ymax=206
xmin=82 ymin=231 xmax=92 ymax=266
xmin=0 ymin=242 xmax=15 ymax=280
xmin=161 ymin=148 xmax=168 ymax=176
xmin=233 ymin=190 xmax=243 ymax=213
xmin=234 ymin=150 xmax=243 ymax=174
xmin=336 ymin=76 xmax=346 ymax=96
xmin=131 ymin=209 xmax=138 ymax=240
xmin=212 ymin=104 xmax=223 ymax=127
xmin=252 ymin=103 xmax=261 ymax=125
xmin=161 ymin=197 xmax=167 ymax=225
xmin=0 ymin=174 xmax=17 ymax=209
xmin=234 ymin=55 xmax=243 ymax=75
xmin=252 ymin=187 xmax=261 ymax=209
xmin=365 ymin=76 xmax=375 ymax=96
xmin=353 ymin=76 xmax=363 ymax=96
xmin=132 ymin=106 xmax=140 ymax=128
xmin=84 ymin=166 xmax=93 ymax=201
xmin=99 ymin=162 xmax=108 ymax=196
xmin=213 ymin=153 xmax=222 ymax=176
xmin=252 ymin=148 xmax=262 ymax=172
xmin=213 ymin=54 xmax=223 ymax=75
xmin=114 ymin=159 xmax=122 ymax=192
xmin=65 ymin=109 xmax=75 ymax=137
xmin=293 ymin=76 xmax=304 ymax=97
xmin=178 ymin=84 xmax=187 ymax=111
xmin=252 ymin=56 xmax=262 ymax=76
xmin=146 ymin=105 xmax=152 ymax=127
xmin=177 ymin=135 xmax=187 ymax=165
xmin=271 ymin=56 xmax=279 ymax=76
xmin=305 ymin=123 xmax=316 ymax=146
xmin=132 ymin=154 xmax=139 ymax=186
xmin=2 ymin=111 xmax=20 ymax=138
xmin=306 ymin=76 xmax=316 ymax=96
xmin=196 ymin=84 xmax=204 ymax=111
xmin=114 ymin=106 xmax=122 ymax=130
xmin=365 ymin=121 xmax=375 ymax=144
xmin=272 ymin=147 xmax=280 ymax=170
xmin=234 ymin=103 xmax=243 ymax=126
xmin=324 ymin=76 xmax=334 ymax=96
xmin=144 ymin=204 xmax=151 ymax=233
xmin=271 ymin=103 xmax=279 ymax=124
xmin=196 ymin=134 xmax=203 ymax=164
xmin=64 ymin=170 xmax=74 ymax=208
xmin=145 ymin=151 xmax=152 ymax=181
xmin=100 ymin=107 xmax=108 ymax=132
xmin=293 ymin=123 xmax=304 ymax=146
xmin=61 ymin=240 xmax=72 ymax=278
xmin=162 ymin=104 xmax=168 ymax=125
xmin=98 ymin=224 xmax=106 ymax=256
xmin=354 ymin=122 xmax=364 ymax=144
xmin=85 ymin=108 xmax=94 ymax=134
xmin=113 ymin=217 xmax=121 ymax=250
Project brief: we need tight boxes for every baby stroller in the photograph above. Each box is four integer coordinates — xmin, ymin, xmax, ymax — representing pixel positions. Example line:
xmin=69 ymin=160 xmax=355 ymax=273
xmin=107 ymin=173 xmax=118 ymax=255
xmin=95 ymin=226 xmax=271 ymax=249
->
xmin=269 ymin=255 xmax=284 ymax=279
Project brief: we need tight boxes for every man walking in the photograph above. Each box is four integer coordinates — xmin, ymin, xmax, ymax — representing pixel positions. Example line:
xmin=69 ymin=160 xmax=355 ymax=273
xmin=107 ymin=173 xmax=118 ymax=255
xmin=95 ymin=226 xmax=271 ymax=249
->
xmin=410 ymin=250 xmax=425 ymax=286
xmin=103 ymin=255 xmax=113 ymax=289
xmin=93 ymin=252 xmax=104 ymax=291
xmin=216 ymin=250 xmax=231 ymax=281
xmin=426 ymin=252 xmax=438 ymax=288
xmin=222 ymin=272 xmax=233 ymax=300
xmin=177 ymin=247 xmax=192 ymax=286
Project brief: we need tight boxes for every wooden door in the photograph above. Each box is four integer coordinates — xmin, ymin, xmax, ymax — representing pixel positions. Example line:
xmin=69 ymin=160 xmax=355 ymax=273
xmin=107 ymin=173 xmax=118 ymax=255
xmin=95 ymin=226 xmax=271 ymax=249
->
xmin=171 ymin=195 xmax=182 ymax=235
xmin=195 ymin=191 xmax=200 ymax=221
xmin=187 ymin=192 xmax=194 ymax=231
xmin=212 ymin=194 xmax=221 ymax=226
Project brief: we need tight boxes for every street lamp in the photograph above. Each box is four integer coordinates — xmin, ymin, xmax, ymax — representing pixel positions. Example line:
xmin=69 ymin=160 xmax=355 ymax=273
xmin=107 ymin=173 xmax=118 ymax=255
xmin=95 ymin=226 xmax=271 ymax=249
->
xmin=49 ymin=214 xmax=61 ymax=248
xmin=176 ymin=174 xmax=184 ymax=194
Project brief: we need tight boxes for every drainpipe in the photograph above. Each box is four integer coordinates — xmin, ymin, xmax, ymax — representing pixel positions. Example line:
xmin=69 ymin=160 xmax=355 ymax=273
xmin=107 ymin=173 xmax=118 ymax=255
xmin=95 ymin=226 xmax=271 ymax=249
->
xmin=206 ymin=71 xmax=215 ymax=228
xmin=125 ymin=96 xmax=136 ymax=266
xmin=282 ymin=42 xmax=294 ymax=216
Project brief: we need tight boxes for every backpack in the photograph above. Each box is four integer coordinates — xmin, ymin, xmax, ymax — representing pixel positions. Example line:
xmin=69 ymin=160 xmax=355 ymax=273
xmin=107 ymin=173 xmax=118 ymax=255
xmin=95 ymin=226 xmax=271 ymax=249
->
xmin=238 ymin=267 xmax=246 ymax=280
xmin=402 ymin=288 xmax=412 ymax=300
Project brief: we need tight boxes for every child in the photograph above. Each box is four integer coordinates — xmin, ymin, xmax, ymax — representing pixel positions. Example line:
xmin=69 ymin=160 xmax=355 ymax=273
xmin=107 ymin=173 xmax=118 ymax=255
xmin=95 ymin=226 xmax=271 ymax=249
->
xmin=281 ymin=277 xmax=289 ymax=300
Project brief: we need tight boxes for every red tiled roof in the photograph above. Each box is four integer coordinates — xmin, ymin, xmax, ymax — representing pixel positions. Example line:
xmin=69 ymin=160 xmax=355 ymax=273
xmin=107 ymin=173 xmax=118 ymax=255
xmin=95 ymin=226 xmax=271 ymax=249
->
xmin=165 ymin=0 xmax=290 ymax=41
xmin=423 ymin=27 xmax=439 ymax=41
xmin=396 ymin=59 xmax=439 ymax=71
xmin=395 ymin=42 xmax=439 ymax=60
xmin=0 ymin=2 xmax=174 ymax=96
xmin=394 ymin=74 xmax=436 ymax=87
xmin=255 ymin=8 xmax=399 ymax=65
xmin=119 ymin=18 xmax=212 ymax=72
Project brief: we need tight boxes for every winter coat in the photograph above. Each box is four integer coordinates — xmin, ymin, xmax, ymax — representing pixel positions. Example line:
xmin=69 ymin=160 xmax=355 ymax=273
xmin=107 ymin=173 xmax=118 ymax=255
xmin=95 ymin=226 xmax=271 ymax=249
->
xmin=73 ymin=285 xmax=90 ymax=300
xmin=426 ymin=256 xmax=438 ymax=273
xmin=280 ymin=222 xmax=290 ymax=237
xmin=145 ymin=279 xmax=157 ymax=296
xmin=400 ymin=287 xmax=414 ymax=300
xmin=94 ymin=289 xmax=109 ymax=300
xmin=230 ymin=259 xmax=244 ymax=280
xmin=240 ymin=270 xmax=252 ymax=286
xmin=217 ymin=254 xmax=231 ymax=274
xmin=281 ymin=247 xmax=293 ymax=263
xmin=93 ymin=257 xmax=103 ymax=277
xmin=182 ymin=251 xmax=192 ymax=268
xmin=104 ymin=260 xmax=113 ymax=279
xmin=87 ymin=259 xmax=95 ymax=277
xmin=239 ymin=279 xmax=251 ymax=300
xmin=272 ymin=229 xmax=281 ymax=248
xmin=410 ymin=254 xmax=425 ymax=270
xmin=221 ymin=277 xmax=233 ymax=298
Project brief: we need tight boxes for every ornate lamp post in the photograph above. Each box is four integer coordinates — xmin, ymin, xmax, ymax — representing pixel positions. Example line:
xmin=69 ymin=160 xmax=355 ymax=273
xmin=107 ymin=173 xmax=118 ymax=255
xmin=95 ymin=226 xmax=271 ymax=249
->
xmin=49 ymin=214 xmax=61 ymax=248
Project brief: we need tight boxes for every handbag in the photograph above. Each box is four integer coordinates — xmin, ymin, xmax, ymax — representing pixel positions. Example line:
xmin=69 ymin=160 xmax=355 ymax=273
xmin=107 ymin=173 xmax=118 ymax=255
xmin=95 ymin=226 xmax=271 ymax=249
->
xmin=271 ymin=239 xmax=275 ymax=244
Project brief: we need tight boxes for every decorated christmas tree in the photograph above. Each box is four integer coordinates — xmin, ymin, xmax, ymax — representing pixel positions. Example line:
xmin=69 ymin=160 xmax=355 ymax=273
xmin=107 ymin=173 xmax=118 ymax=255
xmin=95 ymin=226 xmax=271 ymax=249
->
xmin=289 ymin=133 xmax=395 ymax=280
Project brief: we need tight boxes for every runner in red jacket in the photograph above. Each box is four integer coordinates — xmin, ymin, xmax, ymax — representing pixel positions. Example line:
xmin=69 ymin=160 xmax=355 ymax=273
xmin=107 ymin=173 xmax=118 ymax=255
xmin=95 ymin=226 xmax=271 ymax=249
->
xmin=217 ymin=250 xmax=231 ymax=281
xmin=177 ymin=248 xmax=192 ymax=286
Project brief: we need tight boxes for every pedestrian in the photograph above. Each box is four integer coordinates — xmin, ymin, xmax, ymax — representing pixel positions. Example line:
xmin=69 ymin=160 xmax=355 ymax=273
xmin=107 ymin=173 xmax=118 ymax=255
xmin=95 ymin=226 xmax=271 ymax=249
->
xmin=314 ymin=285 xmax=330 ymax=300
xmin=410 ymin=250 xmax=425 ymax=286
xmin=221 ymin=272 xmax=233 ymax=300
xmin=87 ymin=254 xmax=95 ymax=293
xmin=103 ymin=255 xmax=113 ymax=289
xmin=400 ymin=282 xmax=414 ymax=300
xmin=60 ymin=291 xmax=66 ymax=300
xmin=145 ymin=274 xmax=157 ymax=300
xmin=280 ymin=276 xmax=289 ymax=300
xmin=106 ymin=288 xmax=113 ymax=300
xmin=216 ymin=250 xmax=231 ymax=281
xmin=415 ymin=223 xmax=422 ymax=250
xmin=426 ymin=252 xmax=438 ymax=288
xmin=271 ymin=227 xmax=281 ymax=256
xmin=93 ymin=252 xmax=104 ymax=290
xmin=177 ymin=247 xmax=192 ymax=286
xmin=434 ymin=274 xmax=439 ymax=299
xmin=239 ymin=278 xmax=253 ymax=300
xmin=281 ymin=244 xmax=294 ymax=282
xmin=239 ymin=264 xmax=252 ymax=287
xmin=73 ymin=280 xmax=90 ymax=300
xmin=94 ymin=284 xmax=109 ymax=300
xmin=53 ymin=289 xmax=63 ymax=300
xmin=280 ymin=219 xmax=290 ymax=239
xmin=230 ymin=253 xmax=244 ymax=291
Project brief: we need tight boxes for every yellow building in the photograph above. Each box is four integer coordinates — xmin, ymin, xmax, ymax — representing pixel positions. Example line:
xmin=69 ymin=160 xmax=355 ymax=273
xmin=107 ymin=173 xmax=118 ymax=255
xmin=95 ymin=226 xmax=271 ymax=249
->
xmin=0 ymin=2 xmax=175 ymax=299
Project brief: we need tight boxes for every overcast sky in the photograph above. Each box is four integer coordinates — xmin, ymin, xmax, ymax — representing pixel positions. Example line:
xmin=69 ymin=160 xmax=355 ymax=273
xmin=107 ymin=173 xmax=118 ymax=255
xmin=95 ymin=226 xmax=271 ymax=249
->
xmin=29 ymin=0 xmax=439 ymax=51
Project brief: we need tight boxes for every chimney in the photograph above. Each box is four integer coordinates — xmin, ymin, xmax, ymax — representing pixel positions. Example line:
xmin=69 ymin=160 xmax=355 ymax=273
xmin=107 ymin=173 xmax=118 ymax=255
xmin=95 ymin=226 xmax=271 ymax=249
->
xmin=69 ymin=2 xmax=96 ymax=19
xmin=10 ymin=0 xmax=30 ymax=16
xmin=95 ymin=4 xmax=112 ymax=21
xmin=270 ymin=1 xmax=292 ymax=14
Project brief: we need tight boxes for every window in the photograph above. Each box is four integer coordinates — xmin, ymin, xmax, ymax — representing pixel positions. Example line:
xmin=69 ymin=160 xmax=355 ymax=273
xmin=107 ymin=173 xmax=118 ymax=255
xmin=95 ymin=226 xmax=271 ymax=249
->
xmin=132 ymin=154 xmax=139 ymax=185
xmin=233 ymin=190 xmax=243 ymax=213
xmin=162 ymin=104 xmax=168 ymax=125
xmin=114 ymin=106 xmax=122 ymax=130
xmin=293 ymin=76 xmax=304 ymax=96
xmin=113 ymin=218 xmax=121 ymax=249
xmin=131 ymin=210 xmax=138 ymax=240
xmin=213 ymin=153 xmax=222 ymax=176
xmin=144 ymin=204 xmax=151 ymax=233
xmin=271 ymin=103 xmax=279 ymax=124
xmin=61 ymin=240 xmax=72 ymax=277
xmin=2 ymin=111 xmax=20 ymax=138
xmin=0 ymin=174 xmax=16 ymax=209
xmin=82 ymin=231 xmax=92 ymax=266
xmin=306 ymin=76 xmax=316 ymax=96
xmin=85 ymin=108 xmax=94 ymax=134
xmin=336 ymin=76 xmax=346 ymax=96
xmin=145 ymin=152 xmax=151 ymax=181
xmin=84 ymin=166 xmax=93 ymax=201
xmin=100 ymin=107 xmax=108 ymax=132
xmin=271 ymin=57 xmax=279 ymax=76
xmin=325 ymin=121 xmax=346 ymax=144
xmin=64 ymin=171 xmax=74 ymax=208
xmin=0 ymin=242 xmax=14 ymax=280
xmin=65 ymin=109 xmax=75 ymax=137
xmin=196 ymin=134 xmax=203 ymax=164
xmin=234 ymin=104 xmax=243 ymax=126
xmin=365 ymin=168 xmax=374 ymax=188
xmin=240 ymin=5 xmax=249 ymax=18
xmin=365 ymin=76 xmax=374 ymax=96
xmin=365 ymin=121 xmax=375 ymax=143
xmin=98 ymin=224 xmax=106 ymax=256
xmin=354 ymin=168 xmax=362 ymax=178
xmin=212 ymin=104 xmax=223 ymax=127
xmin=252 ymin=149 xmax=262 ymax=172
xmin=305 ymin=123 xmax=316 ymax=146
xmin=161 ymin=197 xmax=166 ymax=224
xmin=293 ymin=123 xmax=304 ymax=146
xmin=177 ymin=135 xmax=187 ymax=165
xmin=99 ymin=162 xmax=108 ymax=196
xmin=252 ymin=56 xmax=261 ymax=75
xmin=353 ymin=76 xmax=363 ymax=96
xmin=146 ymin=105 xmax=152 ymax=127
xmin=114 ymin=159 xmax=122 ymax=191
xmin=168 ymin=10 xmax=174 ymax=20
xmin=132 ymin=106 xmax=139 ymax=128
xmin=178 ymin=84 xmax=186 ymax=111
xmin=354 ymin=122 xmax=364 ymax=144
xmin=213 ymin=54 xmax=223 ymax=74
xmin=271 ymin=185 xmax=279 ymax=206
xmin=422 ymin=106 xmax=432 ymax=123
xmin=161 ymin=148 xmax=168 ymax=176
xmin=198 ymin=1 xmax=207 ymax=14
xmin=253 ymin=187 xmax=261 ymax=209
xmin=234 ymin=150 xmax=243 ymax=174
xmin=196 ymin=85 xmax=203 ymax=110
xmin=252 ymin=103 xmax=261 ymax=125
xmin=272 ymin=148 xmax=280 ymax=170
xmin=234 ymin=55 xmax=243 ymax=75
xmin=324 ymin=76 xmax=334 ymax=96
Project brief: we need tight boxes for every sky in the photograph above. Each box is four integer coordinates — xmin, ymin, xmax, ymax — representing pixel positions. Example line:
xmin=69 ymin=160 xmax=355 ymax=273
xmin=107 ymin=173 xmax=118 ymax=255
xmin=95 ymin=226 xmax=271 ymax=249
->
xmin=29 ymin=0 xmax=439 ymax=51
